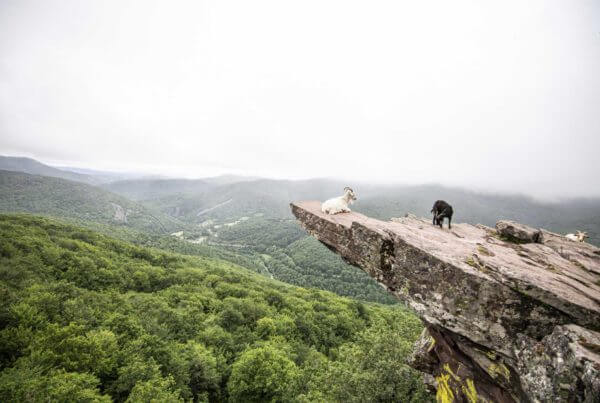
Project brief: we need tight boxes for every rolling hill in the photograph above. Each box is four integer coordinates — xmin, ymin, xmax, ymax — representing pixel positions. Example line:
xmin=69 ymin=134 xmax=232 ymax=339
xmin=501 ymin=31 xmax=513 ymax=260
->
xmin=0 ymin=170 xmax=187 ymax=235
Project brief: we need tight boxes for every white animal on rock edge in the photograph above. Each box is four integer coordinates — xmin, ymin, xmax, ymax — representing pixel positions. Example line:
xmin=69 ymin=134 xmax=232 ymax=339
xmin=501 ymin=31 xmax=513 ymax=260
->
xmin=321 ymin=187 xmax=357 ymax=215
xmin=565 ymin=231 xmax=588 ymax=242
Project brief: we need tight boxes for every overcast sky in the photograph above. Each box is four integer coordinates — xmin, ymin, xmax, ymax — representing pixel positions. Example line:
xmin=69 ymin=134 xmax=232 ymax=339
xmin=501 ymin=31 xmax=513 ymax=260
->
xmin=1 ymin=0 xmax=599 ymax=198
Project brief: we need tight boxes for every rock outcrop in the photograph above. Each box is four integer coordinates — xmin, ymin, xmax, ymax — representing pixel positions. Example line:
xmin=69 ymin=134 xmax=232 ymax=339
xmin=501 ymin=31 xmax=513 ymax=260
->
xmin=496 ymin=220 xmax=544 ymax=244
xmin=291 ymin=201 xmax=600 ymax=402
xmin=110 ymin=202 xmax=128 ymax=223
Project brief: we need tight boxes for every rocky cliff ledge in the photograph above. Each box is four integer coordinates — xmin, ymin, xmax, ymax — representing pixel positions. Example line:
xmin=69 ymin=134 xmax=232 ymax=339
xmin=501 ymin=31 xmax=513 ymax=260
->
xmin=291 ymin=201 xmax=600 ymax=402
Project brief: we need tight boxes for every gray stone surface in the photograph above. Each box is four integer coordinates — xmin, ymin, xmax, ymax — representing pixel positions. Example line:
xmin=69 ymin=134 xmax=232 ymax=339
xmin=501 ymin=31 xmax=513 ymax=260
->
xmin=496 ymin=220 xmax=544 ymax=243
xmin=291 ymin=201 xmax=600 ymax=402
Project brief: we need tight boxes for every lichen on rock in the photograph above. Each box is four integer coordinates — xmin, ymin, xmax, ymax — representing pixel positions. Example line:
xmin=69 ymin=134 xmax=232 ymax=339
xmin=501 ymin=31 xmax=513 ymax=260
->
xmin=291 ymin=201 xmax=600 ymax=402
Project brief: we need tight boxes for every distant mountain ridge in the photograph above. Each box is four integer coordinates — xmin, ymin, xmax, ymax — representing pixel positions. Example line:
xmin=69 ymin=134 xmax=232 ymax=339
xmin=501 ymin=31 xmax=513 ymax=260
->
xmin=0 ymin=155 xmax=101 ymax=185
xmin=53 ymin=166 xmax=157 ymax=183
xmin=102 ymin=175 xmax=263 ymax=201
xmin=1 ymin=155 xmax=167 ymax=185
xmin=103 ymin=178 xmax=217 ymax=201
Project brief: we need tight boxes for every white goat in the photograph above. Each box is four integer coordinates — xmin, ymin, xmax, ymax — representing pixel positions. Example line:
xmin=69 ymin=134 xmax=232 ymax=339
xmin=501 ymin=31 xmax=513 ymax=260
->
xmin=321 ymin=187 xmax=357 ymax=215
xmin=565 ymin=230 xmax=588 ymax=242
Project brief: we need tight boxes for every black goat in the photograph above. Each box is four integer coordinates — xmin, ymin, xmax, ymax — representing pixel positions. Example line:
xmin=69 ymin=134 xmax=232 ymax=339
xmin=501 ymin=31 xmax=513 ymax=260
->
xmin=431 ymin=200 xmax=453 ymax=229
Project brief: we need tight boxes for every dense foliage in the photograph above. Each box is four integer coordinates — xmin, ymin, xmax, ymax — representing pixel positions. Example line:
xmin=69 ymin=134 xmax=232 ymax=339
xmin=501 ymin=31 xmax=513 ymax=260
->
xmin=262 ymin=236 xmax=397 ymax=304
xmin=215 ymin=218 xmax=306 ymax=250
xmin=151 ymin=218 xmax=397 ymax=304
xmin=0 ymin=214 xmax=430 ymax=402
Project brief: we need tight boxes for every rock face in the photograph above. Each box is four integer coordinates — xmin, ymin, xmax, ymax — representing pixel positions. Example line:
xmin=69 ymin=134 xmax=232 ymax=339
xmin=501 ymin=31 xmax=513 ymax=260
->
xmin=291 ymin=201 xmax=600 ymax=402
xmin=110 ymin=202 xmax=128 ymax=223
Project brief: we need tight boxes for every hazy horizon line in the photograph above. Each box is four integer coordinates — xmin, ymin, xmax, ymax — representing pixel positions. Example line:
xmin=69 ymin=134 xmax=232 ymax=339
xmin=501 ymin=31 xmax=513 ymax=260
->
xmin=2 ymin=152 xmax=599 ymax=203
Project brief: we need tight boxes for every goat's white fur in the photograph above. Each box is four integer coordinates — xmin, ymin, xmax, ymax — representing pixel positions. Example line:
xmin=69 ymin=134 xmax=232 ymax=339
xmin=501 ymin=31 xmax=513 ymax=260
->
xmin=565 ymin=231 xmax=587 ymax=242
xmin=321 ymin=187 xmax=356 ymax=215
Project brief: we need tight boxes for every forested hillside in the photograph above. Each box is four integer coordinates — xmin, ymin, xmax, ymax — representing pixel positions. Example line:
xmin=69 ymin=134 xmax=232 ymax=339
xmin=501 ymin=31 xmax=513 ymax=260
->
xmin=129 ymin=225 xmax=396 ymax=305
xmin=0 ymin=168 xmax=397 ymax=304
xmin=0 ymin=171 xmax=187 ymax=235
xmin=210 ymin=219 xmax=397 ymax=304
xmin=0 ymin=214 xmax=430 ymax=402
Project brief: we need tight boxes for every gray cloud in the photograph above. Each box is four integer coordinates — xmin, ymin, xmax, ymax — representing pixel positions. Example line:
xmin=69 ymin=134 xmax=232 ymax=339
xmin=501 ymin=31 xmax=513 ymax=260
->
xmin=1 ymin=0 xmax=599 ymax=198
